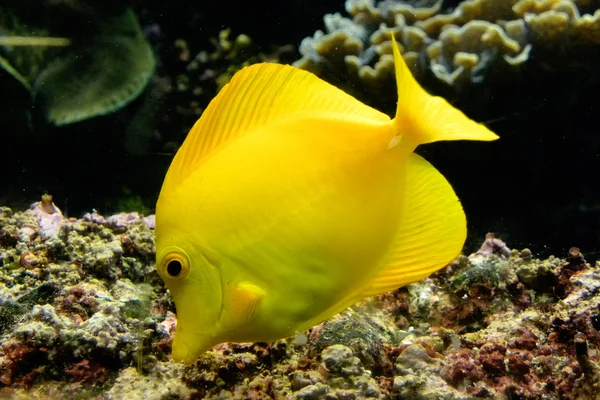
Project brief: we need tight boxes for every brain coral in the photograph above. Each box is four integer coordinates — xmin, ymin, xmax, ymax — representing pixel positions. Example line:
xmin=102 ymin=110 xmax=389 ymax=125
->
xmin=295 ymin=0 xmax=600 ymax=111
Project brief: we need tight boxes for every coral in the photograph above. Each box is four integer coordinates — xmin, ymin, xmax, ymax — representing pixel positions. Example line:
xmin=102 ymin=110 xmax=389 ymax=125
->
xmin=307 ymin=307 xmax=395 ymax=375
xmin=30 ymin=194 xmax=63 ymax=239
xmin=514 ymin=253 xmax=561 ymax=293
xmin=294 ymin=0 xmax=600 ymax=111
xmin=0 ymin=2 xmax=155 ymax=125
xmin=473 ymin=232 xmax=512 ymax=258
xmin=0 ymin=201 xmax=165 ymax=392
xmin=104 ymin=364 xmax=192 ymax=399
xmin=435 ymin=250 xmax=600 ymax=398
xmin=64 ymin=359 xmax=110 ymax=385
xmin=393 ymin=344 xmax=471 ymax=399
xmin=318 ymin=344 xmax=383 ymax=398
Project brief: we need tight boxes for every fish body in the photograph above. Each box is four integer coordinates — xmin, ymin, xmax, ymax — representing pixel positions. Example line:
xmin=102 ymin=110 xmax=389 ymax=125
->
xmin=156 ymin=35 xmax=498 ymax=364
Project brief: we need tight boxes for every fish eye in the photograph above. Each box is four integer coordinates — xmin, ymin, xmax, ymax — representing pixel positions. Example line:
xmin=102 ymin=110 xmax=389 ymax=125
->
xmin=160 ymin=250 xmax=190 ymax=280
xmin=167 ymin=260 xmax=182 ymax=277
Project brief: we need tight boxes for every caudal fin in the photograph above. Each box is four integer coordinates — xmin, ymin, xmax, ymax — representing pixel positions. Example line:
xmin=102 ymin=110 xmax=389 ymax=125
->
xmin=390 ymin=34 xmax=499 ymax=145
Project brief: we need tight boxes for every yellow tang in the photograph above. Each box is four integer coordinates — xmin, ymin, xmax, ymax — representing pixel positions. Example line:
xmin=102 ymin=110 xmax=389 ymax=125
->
xmin=155 ymin=35 xmax=498 ymax=364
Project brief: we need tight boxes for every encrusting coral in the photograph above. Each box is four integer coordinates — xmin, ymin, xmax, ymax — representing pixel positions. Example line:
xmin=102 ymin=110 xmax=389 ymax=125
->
xmin=2 ymin=195 xmax=600 ymax=398
xmin=295 ymin=0 xmax=600 ymax=111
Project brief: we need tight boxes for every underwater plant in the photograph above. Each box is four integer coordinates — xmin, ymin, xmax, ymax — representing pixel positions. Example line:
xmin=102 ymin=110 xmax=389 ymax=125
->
xmin=0 ymin=2 xmax=155 ymax=126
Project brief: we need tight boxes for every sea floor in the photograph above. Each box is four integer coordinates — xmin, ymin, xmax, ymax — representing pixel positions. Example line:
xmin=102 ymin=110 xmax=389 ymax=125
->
xmin=1 ymin=198 xmax=599 ymax=399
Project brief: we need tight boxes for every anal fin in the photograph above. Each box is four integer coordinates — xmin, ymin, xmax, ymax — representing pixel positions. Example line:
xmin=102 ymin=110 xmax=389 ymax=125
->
xmin=362 ymin=153 xmax=467 ymax=297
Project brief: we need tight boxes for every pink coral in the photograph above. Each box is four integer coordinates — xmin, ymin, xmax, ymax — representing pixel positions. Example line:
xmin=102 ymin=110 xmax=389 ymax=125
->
xmin=30 ymin=194 xmax=63 ymax=238
xmin=474 ymin=233 xmax=511 ymax=258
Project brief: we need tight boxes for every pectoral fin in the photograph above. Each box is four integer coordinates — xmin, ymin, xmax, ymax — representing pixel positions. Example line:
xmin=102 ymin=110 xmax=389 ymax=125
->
xmin=229 ymin=282 xmax=265 ymax=321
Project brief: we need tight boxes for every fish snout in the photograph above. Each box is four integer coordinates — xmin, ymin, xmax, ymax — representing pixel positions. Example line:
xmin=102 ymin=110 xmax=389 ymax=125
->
xmin=171 ymin=329 xmax=215 ymax=364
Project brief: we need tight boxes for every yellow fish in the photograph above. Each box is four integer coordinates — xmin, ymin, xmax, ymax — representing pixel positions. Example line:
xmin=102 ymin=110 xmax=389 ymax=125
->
xmin=155 ymin=35 xmax=498 ymax=364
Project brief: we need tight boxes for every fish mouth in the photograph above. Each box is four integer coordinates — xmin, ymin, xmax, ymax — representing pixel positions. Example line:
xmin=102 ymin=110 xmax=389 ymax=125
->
xmin=171 ymin=334 xmax=191 ymax=363
xmin=172 ymin=328 xmax=216 ymax=364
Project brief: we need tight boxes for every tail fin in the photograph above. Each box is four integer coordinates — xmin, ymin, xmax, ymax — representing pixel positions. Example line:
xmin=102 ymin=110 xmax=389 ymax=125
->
xmin=390 ymin=34 xmax=499 ymax=145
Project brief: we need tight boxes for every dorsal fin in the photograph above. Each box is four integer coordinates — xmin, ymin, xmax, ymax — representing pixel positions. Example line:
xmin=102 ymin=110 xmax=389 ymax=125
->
xmin=163 ymin=63 xmax=390 ymax=190
xmin=361 ymin=153 xmax=466 ymax=297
